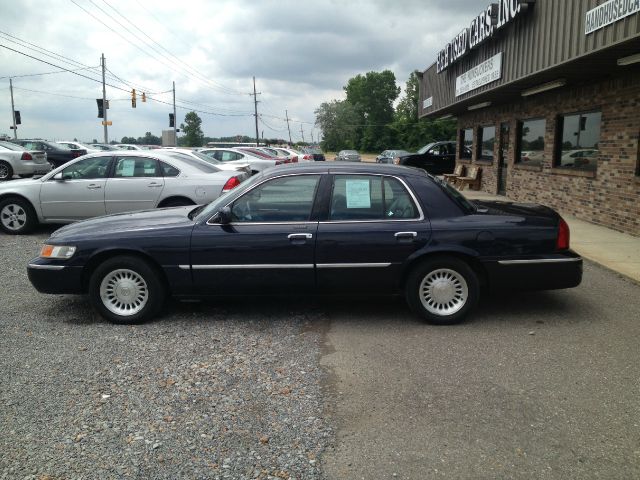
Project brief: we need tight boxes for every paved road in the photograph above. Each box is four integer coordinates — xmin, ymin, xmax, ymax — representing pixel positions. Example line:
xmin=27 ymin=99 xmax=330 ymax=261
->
xmin=320 ymin=262 xmax=640 ymax=479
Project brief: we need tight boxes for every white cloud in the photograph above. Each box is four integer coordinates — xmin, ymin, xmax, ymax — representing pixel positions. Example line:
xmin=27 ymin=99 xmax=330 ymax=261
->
xmin=0 ymin=0 xmax=479 ymax=142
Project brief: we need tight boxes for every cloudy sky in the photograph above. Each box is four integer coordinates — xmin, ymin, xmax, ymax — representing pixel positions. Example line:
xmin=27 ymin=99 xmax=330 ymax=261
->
xmin=1 ymin=0 xmax=479 ymax=143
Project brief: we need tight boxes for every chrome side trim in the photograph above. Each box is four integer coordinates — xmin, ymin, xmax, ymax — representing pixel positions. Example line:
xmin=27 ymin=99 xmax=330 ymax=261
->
xmin=28 ymin=263 xmax=65 ymax=271
xmin=190 ymin=264 xmax=315 ymax=270
xmin=316 ymin=263 xmax=392 ymax=269
xmin=178 ymin=265 xmax=190 ymax=270
xmin=498 ymin=258 xmax=582 ymax=265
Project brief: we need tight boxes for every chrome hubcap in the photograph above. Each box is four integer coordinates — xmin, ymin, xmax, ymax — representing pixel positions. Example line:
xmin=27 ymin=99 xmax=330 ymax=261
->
xmin=100 ymin=269 xmax=148 ymax=316
xmin=0 ymin=165 xmax=9 ymax=179
xmin=1 ymin=204 xmax=27 ymax=231
xmin=419 ymin=268 xmax=468 ymax=316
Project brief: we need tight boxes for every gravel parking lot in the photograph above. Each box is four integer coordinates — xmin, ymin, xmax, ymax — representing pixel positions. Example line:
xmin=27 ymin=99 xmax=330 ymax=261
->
xmin=0 ymin=228 xmax=331 ymax=480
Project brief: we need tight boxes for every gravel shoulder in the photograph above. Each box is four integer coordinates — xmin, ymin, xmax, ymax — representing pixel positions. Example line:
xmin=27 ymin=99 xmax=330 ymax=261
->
xmin=0 ymin=229 xmax=332 ymax=479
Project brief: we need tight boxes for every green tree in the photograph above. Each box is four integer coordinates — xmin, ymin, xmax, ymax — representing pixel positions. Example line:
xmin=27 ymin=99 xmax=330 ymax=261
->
xmin=180 ymin=111 xmax=204 ymax=147
xmin=120 ymin=136 xmax=137 ymax=144
xmin=344 ymin=70 xmax=400 ymax=152
xmin=137 ymin=131 xmax=161 ymax=146
xmin=314 ymin=100 xmax=360 ymax=152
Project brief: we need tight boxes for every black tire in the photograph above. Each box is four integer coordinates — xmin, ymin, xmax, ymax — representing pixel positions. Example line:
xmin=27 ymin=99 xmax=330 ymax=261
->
xmin=19 ymin=174 xmax=34 ymax=178
xmin=159 ymin=198 xmax=194 ymax=208
xmin=0 ymin=196 xmax=37 ymax=234
xmin=89 ymin=255 xmax=166 ymax=324
xmin=0 ymin=161 xmax=13 ymax=181
xmin=405 ymin=256 xmax=479 ymax=325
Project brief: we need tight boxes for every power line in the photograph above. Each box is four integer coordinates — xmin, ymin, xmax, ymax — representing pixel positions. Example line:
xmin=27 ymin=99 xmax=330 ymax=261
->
xmin=0 ymin=65 xmax=100 ymax=80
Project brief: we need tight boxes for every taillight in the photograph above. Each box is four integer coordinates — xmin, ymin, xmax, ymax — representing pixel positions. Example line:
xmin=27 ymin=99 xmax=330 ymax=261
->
xmin=72 ymin=150 xmax=83 ymax=158
xmin=303 ymin=154 xmax=312 ymax=160
xmin=292 ymin=156 xmax=298 ymax=163
xmin=283 ymin=158 xmax=291 ymax=164
xmin=556 ymin=217 xmax=570 ymax=250
xmin=21 ymin=152 xmax=33 ymax=161
xmin=222 ymin=176 xmax=241 ymax=192
xmin=393 ymin=157 xmax=400 ymax=165
xmin=275 ymin=159 xmax=283 ymax=165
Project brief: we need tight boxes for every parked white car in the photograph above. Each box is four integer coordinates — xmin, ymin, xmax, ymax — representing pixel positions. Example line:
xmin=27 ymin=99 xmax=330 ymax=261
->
xmin=165 ymin=148 xmax=251 ymax=177
xmin=0 ymin=150 xmax=246 ymax=234
xmin=273 ymin=147 xmax=314 ymax=162
xmin=56 ymin=141 xmax=100 ymax=153
xmin=198 ymin=148 xmax=282 ymax=174
xmin=114 ymin=144 xmax=143 ymax=151
xmin=0 ymin=141 xmax=51 ymax=181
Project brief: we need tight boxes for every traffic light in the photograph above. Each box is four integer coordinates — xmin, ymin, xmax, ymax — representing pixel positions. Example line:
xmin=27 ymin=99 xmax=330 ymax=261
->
xmin=141 ymin=92 xmax=146 ymax=103
xmin=96 ymin=99 xmax=104 ymax=118
xmin=14 ymin=111 xmax=21 ymax=125
xmin=169 ymin=113 xmax=175 ymax=127
xmin=131 ymin=89 xmax=137 ymax=108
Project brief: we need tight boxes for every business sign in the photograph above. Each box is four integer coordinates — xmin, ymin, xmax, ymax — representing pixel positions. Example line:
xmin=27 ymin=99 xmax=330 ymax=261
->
xmin=422 ymin=97 xmax=433 ymax=109
xmin=585 ymin=0 xmax=640 ymax=34
xmin=455 ymin=52 xmax=502 ymax=97
xmin=437 ymin=0 xmax=529 ymax=74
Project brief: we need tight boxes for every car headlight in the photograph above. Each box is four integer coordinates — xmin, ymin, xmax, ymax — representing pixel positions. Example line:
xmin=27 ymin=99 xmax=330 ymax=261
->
xmin=40 ymin=244 xmax=76 ymax=259
xmin=393 ymin=157 xmax=400 ymax=165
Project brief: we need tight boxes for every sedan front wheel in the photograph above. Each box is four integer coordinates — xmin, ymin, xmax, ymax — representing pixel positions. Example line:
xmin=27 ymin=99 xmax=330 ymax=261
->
xmin=89 ymin=256 xmax=165 ymax=324
xmin=405 ymin=256 xmax=479 ymax=325
xmin=0 ymin=197 xmax=37 ymax=234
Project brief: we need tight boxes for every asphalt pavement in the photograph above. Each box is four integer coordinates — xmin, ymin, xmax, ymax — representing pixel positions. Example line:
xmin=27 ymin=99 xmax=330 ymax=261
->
xmin=320 ymin=261 xmax=640 ymax=479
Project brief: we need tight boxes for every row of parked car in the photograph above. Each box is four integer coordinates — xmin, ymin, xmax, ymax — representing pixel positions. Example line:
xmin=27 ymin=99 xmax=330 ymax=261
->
xmin=0 ymin=141 xmax=329 ymax=235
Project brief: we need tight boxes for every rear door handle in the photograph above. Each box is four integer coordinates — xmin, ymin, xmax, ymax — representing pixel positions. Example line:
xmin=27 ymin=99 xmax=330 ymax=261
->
xmin=395 ymin=231 xmax=417 ymax=240
xmin=288 ymin=233 xmax=313 ymax=240
xmin=147 ymin=182 xmax=163 ymax=188
xmin=87 ymin=184 xmax=102 ymax=190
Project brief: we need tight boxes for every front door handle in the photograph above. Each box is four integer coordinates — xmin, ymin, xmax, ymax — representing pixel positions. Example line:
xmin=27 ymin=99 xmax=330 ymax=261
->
xmin=394 ymin=231 xmax=417 ymax=240
xmin=288 ymin=233 xmax=313 ymax=240
xmin=147 ymin=182 xmax=163 ymax=188
xmin=87 ymin=184 xmax=102 ymax=190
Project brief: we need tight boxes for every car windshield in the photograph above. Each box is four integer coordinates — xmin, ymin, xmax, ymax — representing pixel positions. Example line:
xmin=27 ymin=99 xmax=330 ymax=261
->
xmin=0 ymin=141 xmax=23 ymax=151
xmin=417 ymin=143 xmax=436 ymax=154
xmin=432 ymin=175 xmax=476 ymax=213
xmin=165 ymin=154 xmax=220 ymax=173
xmin=194 ymin=171 xmax=265 ymax=221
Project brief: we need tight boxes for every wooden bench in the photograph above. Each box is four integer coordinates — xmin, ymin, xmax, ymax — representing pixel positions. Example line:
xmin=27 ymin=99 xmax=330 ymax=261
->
xmin=442 ymin=164 xmax=465 ymax=185
xmin=455 ymin=166 xmax=481 ymax=191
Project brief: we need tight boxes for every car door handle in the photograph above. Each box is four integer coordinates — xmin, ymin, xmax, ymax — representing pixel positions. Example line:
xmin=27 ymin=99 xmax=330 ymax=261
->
xmin=147 ymin=182 xmax=163 ymax=188
xmin=87 ymin=184 xmax=102 ymax=190
xmin=288 ymin=233 xmax=313 ymax=240
xmin=394 ymin=231 xmax=417 ymax=240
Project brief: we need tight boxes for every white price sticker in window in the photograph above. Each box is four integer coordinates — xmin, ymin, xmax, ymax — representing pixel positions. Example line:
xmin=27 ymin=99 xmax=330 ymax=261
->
xmin=119 ymin=159 xmax=135 ymax=177
xmin=345 ymin=180 xmax=371 ymax=208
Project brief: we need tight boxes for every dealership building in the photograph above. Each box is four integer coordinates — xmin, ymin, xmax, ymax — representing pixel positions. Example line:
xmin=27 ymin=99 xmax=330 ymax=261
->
xmin=418 ymin=0 xmax=640 ymax=236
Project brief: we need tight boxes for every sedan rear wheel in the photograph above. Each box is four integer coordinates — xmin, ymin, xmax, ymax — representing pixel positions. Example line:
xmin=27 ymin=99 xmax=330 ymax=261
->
xmin=0 ymin=197 xmax=37 ymax=234
xmin=0 ymin=161 xmax=13 ymax=181
xmin=406 ymin=256 xmax=479 ymax=325
xmin=89 ymin=256 xmax=165 ymax=324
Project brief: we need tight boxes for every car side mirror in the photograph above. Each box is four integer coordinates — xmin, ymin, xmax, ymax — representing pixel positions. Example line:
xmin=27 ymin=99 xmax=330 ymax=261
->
xmin=53 ymin=172 xmax=64 ymax=181
xmin=218 ymin=206 xmax=232 ymax=224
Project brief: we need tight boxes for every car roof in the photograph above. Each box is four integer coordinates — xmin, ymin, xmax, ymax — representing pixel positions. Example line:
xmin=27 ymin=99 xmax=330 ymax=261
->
xmin=263 ymin=162 xmax=429 ymax=178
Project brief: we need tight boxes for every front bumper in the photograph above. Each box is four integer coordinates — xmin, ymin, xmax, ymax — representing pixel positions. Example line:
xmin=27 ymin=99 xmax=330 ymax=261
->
xmin=27 ymin=258 xmax=84 ymax=294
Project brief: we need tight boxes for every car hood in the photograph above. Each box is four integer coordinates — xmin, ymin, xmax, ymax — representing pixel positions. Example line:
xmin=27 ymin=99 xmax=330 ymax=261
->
xmin=51 ymin=206 xmax=196 ymax=240
xmin=0 ymin=177 xmax=42 ymax=189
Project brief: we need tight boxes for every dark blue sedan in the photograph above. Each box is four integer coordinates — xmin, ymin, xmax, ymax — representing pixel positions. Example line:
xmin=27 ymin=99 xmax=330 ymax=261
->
xmin=27 ymin=163 xmax=582 ymax=325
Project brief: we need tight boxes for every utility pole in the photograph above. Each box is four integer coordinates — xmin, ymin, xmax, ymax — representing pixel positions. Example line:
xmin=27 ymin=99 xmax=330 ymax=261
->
xmin=300 ymin=124 xmax=305 ymax=143
xmin=311 ymin=130 xmax=314 ymax=144
xmin=285 ymin=110 xmax=292 ymax=145
xmin=9 ymin=78 xmax=17 ymax=139
xmin=101 ymin=53 xmax=108 ymax=143
xmin=172 ymin=81 xmax=177 ymax=146
xmin=250 ymin=76 xmax=260 ymax=146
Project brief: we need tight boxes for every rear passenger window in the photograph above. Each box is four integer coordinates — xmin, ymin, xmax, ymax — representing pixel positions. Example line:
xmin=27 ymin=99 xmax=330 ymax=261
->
xmin=329 ymin=175 xmax=418 ymax=221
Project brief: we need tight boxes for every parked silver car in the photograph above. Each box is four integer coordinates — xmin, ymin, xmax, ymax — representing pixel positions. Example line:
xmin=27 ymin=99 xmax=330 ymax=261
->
xmin=197 ymin=148 xmax=281 ymax=174
xmin=166 ymin=148 xmax=251 ymax=177
xmin=335 ymin=150 xmax=361 ymax=162
xmin=0 ymin=150 xmax=245 ymax=234
xmin=0 ymin=141 xmax=51 ymax=181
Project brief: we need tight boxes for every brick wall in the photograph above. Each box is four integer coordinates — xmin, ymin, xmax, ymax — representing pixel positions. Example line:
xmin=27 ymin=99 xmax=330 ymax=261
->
xmin=456 ymin=73 xmax=640 ymax=236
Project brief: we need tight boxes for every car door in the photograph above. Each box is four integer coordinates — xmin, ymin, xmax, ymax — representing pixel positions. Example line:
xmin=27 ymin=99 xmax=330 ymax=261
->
xmin=315 ymin=173 xmax=430 ymax=293
xmin=104 ymin=156 xmax=165 ymax=214
xmin=189 ymin=174 xmax=322 ymax=294
xmin=40 ymin=156 xmax=111 ymax=220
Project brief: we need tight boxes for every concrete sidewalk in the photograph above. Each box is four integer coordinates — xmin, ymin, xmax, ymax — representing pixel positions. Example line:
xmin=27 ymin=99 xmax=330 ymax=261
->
xmin=464 ymin=190 xmax=640 ymax=284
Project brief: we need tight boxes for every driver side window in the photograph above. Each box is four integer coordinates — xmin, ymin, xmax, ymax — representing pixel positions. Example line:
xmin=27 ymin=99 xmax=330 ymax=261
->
xmin=61 ymin=157 xmax=111 ymax=180
xmin=231 ymin=175 xmax=320 ymax=223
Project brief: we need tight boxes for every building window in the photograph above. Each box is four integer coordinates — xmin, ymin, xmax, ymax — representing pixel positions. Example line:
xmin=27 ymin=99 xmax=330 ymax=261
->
xmin=459 ymin=128 xmax=473 ymax=159
xmin=555 ymin=111 xmax=601 ymax=171
xmin=516 ymin=118 xmax=546 ymax=166
xmin=478 ymin=125 xmax=495 ymax=161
